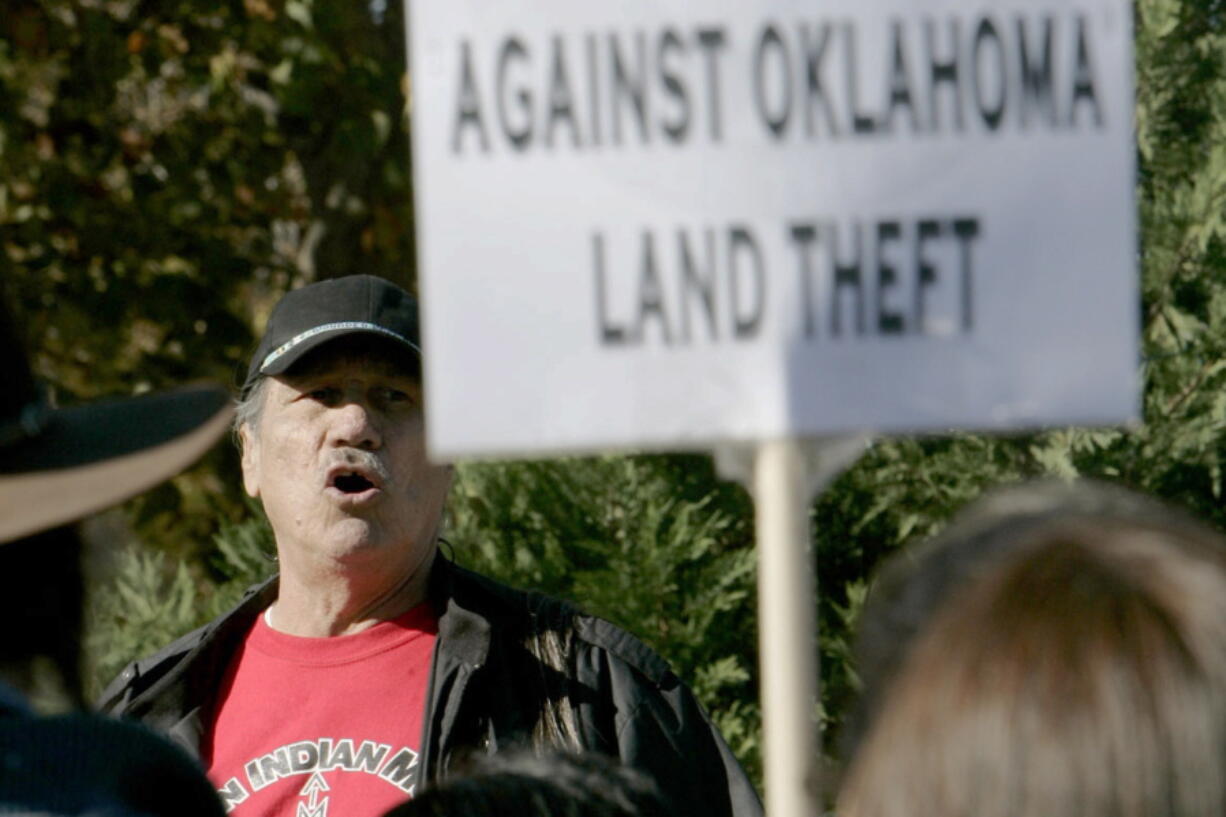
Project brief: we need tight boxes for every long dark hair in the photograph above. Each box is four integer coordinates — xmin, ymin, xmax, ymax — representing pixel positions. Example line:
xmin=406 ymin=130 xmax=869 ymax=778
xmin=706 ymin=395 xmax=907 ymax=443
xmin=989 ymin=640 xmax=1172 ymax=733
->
xmin=0 ymin=524 xmax=86 ymax=708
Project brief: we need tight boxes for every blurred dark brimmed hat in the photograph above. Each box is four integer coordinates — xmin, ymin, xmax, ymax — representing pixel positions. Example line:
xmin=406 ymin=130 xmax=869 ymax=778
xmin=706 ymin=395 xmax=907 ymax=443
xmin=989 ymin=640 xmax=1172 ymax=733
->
xmin=242 ymin=275 xmax=421 ymax=396
xmin=0 ymin=305 xmax=232 ymax=544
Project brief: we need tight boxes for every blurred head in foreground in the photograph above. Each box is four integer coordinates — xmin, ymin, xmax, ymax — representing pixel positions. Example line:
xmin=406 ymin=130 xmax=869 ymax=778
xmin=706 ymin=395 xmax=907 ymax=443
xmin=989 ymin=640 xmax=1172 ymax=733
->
xmin=0 ymin=302 xmax=230 ymax=705
xmin=838 ymin=480 xmax=1226 ymax=817
xmin=0 ymin=300 xmax=230 ymax=816
xmin=383 ymin=751 xmax=669 ymax=817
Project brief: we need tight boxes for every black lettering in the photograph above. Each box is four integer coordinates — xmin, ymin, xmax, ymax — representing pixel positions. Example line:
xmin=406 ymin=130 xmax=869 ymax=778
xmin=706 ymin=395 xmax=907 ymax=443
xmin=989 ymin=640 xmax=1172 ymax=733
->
xmin=883 ymin=19 xmax=918 ymax=133
xmin=324 ymin=738 xmax=355 ymax=771
xmin=657 ymin=29 xmax=691 ymax=143
xmin=593 ymin=232 xmax=627 ymax=345
xmin=452 ymin=41 xmax=489 ymax=153
xmin=1070 ymin=15 xmax=1103 ymax=127
xmin=679 ymin=228 xmax=718 ymax=342
xmin=789 ymin=224 xmax=820 ymax=338
xmin=914 ymin=219 xmax=942 ymax=334
xmin=289 ymin=741 xmax=319 ymax=774
xmin=876 ymin=221 xmax=904 ymax=334
xmin=218 ymin=778 xmax=249 ymax=810
xmin=586 ymin=33 xmax=602 ymax=147
xmin=379 ymin=748 xmax=419 ymax=794
xmin=696 ymin=28 xmax=728 ymax=141
xmin=972 ymin=17 xmax=1007 ymax=131
xmin=728 ymin=227 xmax=765 ymax=339
xmin=638 ymin=231 xmax=672 ymax=344
xmin=830 ymin=221 xmax=866 ymax=336
xmin=754 ymin=24 xmax=792 ymax=138
xmin=354 ymin=741 xmax=391 ymax=774
xmin=245 ymin=760 xmax=265 ymax=791
xmin=925 ymin=17 xmax=963 ymax=131
xmin=953 ymin=218 xmax=980 ymax=332
xmin=845 ymin=22 xmax=876 ymax=134
xmin=800 ymin=22 xmax=840 ymax=138
xmin=544 ymin=35 xmax=580 ymax=148
xmin=496 ymin=37 xmax=533 ymax=150
xmin=1016 ymin=15 xmax=1056 ymax=128
xmin=258 ymin=749 xmax=291 ymax=786
xmin=610 ymin=31 xmax=650 ymax=144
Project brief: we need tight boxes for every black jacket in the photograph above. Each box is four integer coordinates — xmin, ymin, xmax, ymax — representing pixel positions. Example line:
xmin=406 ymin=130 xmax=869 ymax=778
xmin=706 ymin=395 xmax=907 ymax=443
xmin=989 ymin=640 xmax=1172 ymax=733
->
xmin=98 ymin=559 xmax=763 ymax=817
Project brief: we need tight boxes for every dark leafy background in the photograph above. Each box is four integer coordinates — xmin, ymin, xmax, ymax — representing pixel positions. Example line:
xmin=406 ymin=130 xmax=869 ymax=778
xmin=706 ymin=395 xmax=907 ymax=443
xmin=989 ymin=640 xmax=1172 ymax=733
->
xmin=2 ymin=0 xmax=1224 ymax=790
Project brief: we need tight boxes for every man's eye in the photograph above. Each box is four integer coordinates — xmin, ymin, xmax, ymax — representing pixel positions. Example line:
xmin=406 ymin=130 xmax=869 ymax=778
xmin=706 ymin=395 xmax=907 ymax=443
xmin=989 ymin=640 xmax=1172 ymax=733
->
xmin=380 ymin=387 xmax=413 ymax=404
xmin=308 ymin=387 xmax=341 ymax=404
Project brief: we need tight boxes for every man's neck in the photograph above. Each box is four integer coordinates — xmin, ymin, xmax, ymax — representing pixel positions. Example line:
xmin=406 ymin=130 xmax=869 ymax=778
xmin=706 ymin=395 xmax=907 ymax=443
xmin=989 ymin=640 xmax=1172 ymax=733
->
xmin=268 ymin=548 xmax=436 ymax=637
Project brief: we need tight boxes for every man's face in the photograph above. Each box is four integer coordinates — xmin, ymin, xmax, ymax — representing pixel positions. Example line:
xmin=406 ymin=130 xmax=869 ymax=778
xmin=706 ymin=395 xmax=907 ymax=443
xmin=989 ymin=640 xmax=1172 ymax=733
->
xmin=239 ymin=340 xmax=451 ymax=575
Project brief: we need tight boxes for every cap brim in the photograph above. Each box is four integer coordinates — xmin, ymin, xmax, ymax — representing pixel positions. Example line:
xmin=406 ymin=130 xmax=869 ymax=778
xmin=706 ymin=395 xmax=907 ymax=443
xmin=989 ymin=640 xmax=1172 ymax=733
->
xmin=0 ymin=385 xmax=233 ymax=544
xmin=254 ymin=326 xmax=421 ymax=381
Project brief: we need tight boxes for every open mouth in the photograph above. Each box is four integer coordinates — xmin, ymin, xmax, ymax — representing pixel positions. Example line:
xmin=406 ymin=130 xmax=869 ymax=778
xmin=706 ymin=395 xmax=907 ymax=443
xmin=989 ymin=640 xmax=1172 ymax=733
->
xmin=332 ymin=471 xmax=377 ymax=495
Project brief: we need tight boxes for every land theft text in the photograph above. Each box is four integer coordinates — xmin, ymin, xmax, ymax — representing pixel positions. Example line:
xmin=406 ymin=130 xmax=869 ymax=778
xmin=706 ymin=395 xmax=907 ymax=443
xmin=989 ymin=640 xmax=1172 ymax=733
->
xmin=593 ymin=216 xmax=981 ymax=348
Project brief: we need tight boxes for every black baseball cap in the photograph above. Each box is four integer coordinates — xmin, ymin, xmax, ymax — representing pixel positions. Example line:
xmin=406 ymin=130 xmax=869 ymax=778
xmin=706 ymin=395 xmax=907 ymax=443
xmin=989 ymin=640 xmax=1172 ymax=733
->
xmin=243 ymin=275 xmax=422 ymax=395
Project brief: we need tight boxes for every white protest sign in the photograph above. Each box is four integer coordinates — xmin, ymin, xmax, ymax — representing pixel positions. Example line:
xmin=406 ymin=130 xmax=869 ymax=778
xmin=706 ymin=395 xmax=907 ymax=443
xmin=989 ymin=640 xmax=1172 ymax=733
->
xmin=407 ymin=0 xmax=1136 ymax=459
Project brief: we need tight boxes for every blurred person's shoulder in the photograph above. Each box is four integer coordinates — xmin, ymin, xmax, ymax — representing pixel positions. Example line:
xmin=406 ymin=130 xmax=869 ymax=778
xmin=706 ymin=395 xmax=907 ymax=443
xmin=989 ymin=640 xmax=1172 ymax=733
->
xmin=0 ymin=708 xmax=225 ymax=816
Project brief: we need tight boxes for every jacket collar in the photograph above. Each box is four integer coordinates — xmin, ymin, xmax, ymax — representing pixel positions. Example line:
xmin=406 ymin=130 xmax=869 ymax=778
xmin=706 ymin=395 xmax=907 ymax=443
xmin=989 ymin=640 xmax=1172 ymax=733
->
xmin=428 ymin=556 xmax=493 ymax=671
xmin=222 ymin=558 xmax=495 ymax=670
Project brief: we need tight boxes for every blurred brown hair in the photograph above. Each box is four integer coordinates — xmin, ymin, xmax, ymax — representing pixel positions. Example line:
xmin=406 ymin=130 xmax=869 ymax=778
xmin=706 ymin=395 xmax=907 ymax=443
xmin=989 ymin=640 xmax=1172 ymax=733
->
xmin=838 ymin=481 xmax=1226 ymax=817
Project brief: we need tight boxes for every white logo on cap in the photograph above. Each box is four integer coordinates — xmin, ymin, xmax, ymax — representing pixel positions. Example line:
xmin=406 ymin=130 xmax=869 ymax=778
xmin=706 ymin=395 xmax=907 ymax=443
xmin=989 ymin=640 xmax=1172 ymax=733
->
xmin=259 ymin=321 xmax=421 ymax=373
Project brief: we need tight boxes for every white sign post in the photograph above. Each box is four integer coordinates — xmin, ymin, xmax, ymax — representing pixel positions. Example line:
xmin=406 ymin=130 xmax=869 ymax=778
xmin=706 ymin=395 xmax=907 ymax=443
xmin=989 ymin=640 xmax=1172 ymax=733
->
xmin=716 ymin=436 xmax=870 ymax=817
xmin=407 ymin=1 xmax=1136 ymax=814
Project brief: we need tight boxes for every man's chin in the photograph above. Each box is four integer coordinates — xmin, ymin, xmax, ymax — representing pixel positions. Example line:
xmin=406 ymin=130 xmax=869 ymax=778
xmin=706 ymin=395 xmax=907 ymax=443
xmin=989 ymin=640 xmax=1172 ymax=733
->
xmin=318 ymin=520 xmax=386 ymax=556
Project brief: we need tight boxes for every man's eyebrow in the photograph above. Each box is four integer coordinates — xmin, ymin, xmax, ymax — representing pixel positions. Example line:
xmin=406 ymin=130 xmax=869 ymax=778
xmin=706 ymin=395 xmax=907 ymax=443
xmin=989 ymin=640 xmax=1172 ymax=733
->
xmin=283 ymin=364 xmax=421 ymax=384
xmin=383 ymin=370 xmax=422 ymax=382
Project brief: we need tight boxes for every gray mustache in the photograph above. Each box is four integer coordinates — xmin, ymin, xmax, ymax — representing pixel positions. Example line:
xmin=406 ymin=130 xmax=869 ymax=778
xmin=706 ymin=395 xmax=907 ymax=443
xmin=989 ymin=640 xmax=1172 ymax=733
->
xmin=329 ymin=450 xmax=391 ymax=484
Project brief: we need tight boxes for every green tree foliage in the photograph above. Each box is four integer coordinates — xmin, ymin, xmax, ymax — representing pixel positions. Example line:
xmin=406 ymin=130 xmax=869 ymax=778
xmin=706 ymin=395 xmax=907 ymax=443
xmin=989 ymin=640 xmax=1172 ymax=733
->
xmin=0 ymin=0 xmax=414 ymax=556
xmin=448 ymin=455 xmax=762 ymax=777
xmin=85 ymin=511 xmax=277 ymax=695
xmin=811 ymin=0 xmax=1226 ymax=749
xmin=809 ymin=0 xmax=1226 ymax=766
xmin=1131 ymin=0 xmax=1226 ymax=517
xmin=9 ymin=0 xmax=1226 ymax=794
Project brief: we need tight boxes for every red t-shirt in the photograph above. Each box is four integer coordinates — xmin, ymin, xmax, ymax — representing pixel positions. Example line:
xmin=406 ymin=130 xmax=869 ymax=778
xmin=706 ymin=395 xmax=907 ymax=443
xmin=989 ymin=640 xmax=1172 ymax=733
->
xmin=204 ymin=603 xmax=438 ymax=816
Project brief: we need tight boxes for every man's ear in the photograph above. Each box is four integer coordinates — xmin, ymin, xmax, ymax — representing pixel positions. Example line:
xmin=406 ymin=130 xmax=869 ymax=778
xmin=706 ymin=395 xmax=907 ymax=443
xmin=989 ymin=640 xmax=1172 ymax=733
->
xmin=238 ymin=423 xmax=261 ymax=499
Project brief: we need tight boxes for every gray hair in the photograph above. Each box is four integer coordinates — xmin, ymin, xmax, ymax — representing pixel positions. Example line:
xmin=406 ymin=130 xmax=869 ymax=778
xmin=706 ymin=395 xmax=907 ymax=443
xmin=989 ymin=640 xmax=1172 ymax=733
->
xmin=232 ymin=377 xmax=269 ymax=444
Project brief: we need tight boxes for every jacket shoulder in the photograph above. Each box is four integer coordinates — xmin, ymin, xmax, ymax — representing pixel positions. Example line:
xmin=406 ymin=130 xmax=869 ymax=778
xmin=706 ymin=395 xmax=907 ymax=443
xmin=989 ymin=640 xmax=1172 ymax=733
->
xmin=452 ymin=562 xmax=676 ymax=686
xmin=572 ymin=615 xmax=677 ymax=688
xmin=96 ymin=620 xmax=213 ymax=712
xmin=444 ymin=561 xmax=675 ymax=685
xmin=96 ymin=577 xmax=276 ymax=713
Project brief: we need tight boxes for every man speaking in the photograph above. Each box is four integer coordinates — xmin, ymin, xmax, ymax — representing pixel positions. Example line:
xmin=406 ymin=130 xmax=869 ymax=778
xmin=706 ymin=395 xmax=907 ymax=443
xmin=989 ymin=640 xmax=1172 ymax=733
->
xmin=101 ymin=275 xmax=761 ymax=817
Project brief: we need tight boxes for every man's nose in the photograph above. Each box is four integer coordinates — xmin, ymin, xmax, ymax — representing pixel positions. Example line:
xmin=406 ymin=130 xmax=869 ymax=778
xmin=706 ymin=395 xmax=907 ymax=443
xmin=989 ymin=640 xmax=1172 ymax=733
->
xmin=328 ymin=400 xmax=382 ymax=450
